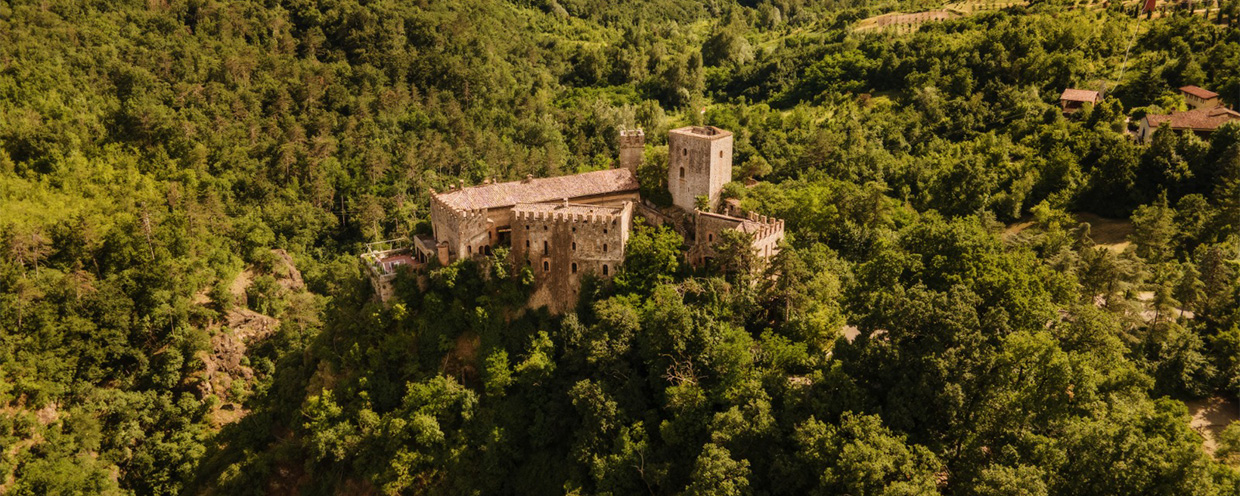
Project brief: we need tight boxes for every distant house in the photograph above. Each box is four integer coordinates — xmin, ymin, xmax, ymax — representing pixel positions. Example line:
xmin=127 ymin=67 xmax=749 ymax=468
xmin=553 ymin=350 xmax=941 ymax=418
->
xmin=1179 ymin=85 xmax=1221 ymax=109
xmin=1138 ymin=106 xmax=1240 ymax=143
xmin=1059 ymin=88 xmax=1100 ymax=115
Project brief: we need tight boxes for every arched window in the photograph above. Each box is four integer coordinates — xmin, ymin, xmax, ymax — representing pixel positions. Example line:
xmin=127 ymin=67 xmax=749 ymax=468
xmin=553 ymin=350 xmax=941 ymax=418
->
xmin=571 ymin=242 xmax=576 ymax=251
xmin=543 ymin=260 xmax=549 ymax=272
xmin=571 ymin=263 xmax=578 ymax=274
xmin=603 ymin=243 xmax=608 ymax=253
xmin=719 ymin=150 xmax=723 ymax=158
xmin=682 ymin=148 xmax=687 ymax=156
xmin=679 ymin=167 xmax=685 ymax=178
xmin=602 ymin=265 xmax=609 ymax=276
xmin=468 ymin=246 xmax=472 ymax=255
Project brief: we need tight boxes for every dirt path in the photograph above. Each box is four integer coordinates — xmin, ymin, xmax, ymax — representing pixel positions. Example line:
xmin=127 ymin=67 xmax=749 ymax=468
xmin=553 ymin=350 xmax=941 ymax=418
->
xmin=1188 ymin=397 xmax=1239 ymax=455
xmin=1003 ymin=213 xmax=1133 ymax=252
xmin=1076 ymin=213 xmax=1132 ymax=252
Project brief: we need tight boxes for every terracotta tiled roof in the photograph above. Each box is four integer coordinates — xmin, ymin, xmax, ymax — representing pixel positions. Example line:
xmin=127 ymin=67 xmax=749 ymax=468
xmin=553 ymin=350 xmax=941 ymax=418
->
xmin=1146 ymin=107 xmax=1240 ymax=132
xmin=435 ymin=169 xmax=638 ymax=211
xmin=1059 ymin=88 xmax=1099 ymax=103
xmin=1179 ymin=85 xmax=1219 ymax=100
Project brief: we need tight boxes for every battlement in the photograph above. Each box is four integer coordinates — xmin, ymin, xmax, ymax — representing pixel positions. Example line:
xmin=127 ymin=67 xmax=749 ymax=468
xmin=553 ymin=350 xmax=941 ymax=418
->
xmin=673 ymin=125 xmax=732 ymax=140
xmin=619 ymin=128 xmax=645 ymax=147
xmin=513 ymin=201 xmax=632 ymax=225
xmin=430 ymin=193 xmax=487 ymax=223
xmin=742 ymin=211 xmax=785 ymax=241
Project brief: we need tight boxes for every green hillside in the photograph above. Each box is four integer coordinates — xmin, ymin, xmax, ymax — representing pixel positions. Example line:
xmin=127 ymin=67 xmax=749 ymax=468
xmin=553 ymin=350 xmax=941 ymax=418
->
xmin=2 ymin=0 xmax=1240 ymax=494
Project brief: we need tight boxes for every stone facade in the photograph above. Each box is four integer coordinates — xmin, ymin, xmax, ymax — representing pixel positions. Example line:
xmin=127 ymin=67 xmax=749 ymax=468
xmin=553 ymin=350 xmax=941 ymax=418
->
xmin=511 ymin=201 xmax=632 ymax=313
xmin=373 ymin=126 xmax=787 ymax=312
xmin=1180 ymin=85 xmax=1220 ymax=110
xmin=686 ymin=210 xmax=785 ymax=267
xmin=429 ymin=194 xmax=492 ymax=262
xmin=668 ymin=126 xmax=732 ymax=212
xmin=619 ymin=129 xmax=644 ymax=173
xmin=429 ymin=168 xmax=639 ymax=262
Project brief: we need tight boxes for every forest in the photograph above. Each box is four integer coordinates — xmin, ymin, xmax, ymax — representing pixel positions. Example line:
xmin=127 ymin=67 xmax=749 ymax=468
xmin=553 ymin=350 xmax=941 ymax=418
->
xmin=2 ymin=0 xmax=1240 ymax=494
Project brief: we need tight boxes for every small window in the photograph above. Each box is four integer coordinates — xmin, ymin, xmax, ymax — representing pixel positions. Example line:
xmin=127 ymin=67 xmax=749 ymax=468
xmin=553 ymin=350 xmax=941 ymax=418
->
xmin=543 ymin=261 xmax=549 ymax=272
xmin=708 ymin=233 xmax=713 ymax=242
xmin=571 ymin=263 xmax=578 ymax=274
xmin=544 ymin=225 xmax=548 ymax=230
xmin=572 ymin=242 xmax=576 ymax=251
xmin=719 ymin=150 xmax=723 ymax=158
xmin=682 ymin=148 xmax=687 ymax=156
xmin=525 ymin=225 xmax=530 ymax=230
xmin=572 ymin=227 xmax=576 ymax=233
xmin=679 ymin=167 xmax=685 ymax=178
xmin=603 ymin=265 xmax=609 ymax=276
xmin=468 ymin=246 xmax=472 ymax=255
xmin=603 ymin=229 xmax=608 ymax=234
xmin=525 ymin=240 xmax=530 ymax=248
xmin=543 ymin=241 xmax=548 ymax=253
xmin=603 ymin=243 xmax=608 ymax=253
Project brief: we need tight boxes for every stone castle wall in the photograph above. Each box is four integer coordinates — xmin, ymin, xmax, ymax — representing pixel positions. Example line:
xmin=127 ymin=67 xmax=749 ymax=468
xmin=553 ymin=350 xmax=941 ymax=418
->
xmin=511 ymin=202 xmax=632 ymax=312
xmin=689 ymin=210 xmax=784 ymax=266
xmin=430 ymin=194 xmax=491 ymax=260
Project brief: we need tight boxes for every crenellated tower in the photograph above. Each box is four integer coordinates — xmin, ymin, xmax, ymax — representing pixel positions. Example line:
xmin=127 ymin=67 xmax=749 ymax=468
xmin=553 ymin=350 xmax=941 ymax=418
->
xmin=619 ymin=128 xmax=645 ymax=174
xmin=668 ymin=126 xmax=733 ymax=212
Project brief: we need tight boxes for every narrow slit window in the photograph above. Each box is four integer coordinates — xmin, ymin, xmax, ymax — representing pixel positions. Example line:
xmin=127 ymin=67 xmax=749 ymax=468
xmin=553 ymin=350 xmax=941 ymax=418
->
xmin=679 ymin=167 xmax=685 ymax=178
xmin=571 ymin=263 xmax=578 ymax=274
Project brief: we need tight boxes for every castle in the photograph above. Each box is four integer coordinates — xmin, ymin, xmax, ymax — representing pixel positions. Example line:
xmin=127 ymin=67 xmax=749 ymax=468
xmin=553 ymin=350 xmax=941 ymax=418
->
xmin=362 ymin=126 xmax=786 ymax=310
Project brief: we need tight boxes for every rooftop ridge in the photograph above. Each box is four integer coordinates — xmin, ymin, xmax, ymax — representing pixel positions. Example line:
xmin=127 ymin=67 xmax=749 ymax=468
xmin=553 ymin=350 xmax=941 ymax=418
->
xmin=433 ymin=168 xmax=638 ymax=211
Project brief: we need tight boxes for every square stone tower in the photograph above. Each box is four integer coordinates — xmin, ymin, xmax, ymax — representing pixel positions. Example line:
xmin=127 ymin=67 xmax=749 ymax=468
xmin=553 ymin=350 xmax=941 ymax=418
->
xmin=619 ymin=129 xmax=645 ymax=173
xmin=668 ymin=126 xmax=732 ymax=212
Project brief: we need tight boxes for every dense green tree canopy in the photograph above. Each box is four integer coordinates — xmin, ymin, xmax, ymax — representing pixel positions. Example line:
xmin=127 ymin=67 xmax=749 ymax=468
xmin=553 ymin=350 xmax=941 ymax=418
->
xmin=2 ymin=0 xmax=1240 ymax=494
